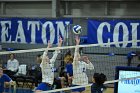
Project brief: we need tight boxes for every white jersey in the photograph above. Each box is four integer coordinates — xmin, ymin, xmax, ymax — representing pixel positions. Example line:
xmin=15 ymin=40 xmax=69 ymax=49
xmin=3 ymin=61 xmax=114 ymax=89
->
xmin=40 ymin=50 xmax=60 ymax=85
xmin=72 ymin=47 xmax=94 ymax=85
xmin=7 ymin=59 xmax=19 ymax=71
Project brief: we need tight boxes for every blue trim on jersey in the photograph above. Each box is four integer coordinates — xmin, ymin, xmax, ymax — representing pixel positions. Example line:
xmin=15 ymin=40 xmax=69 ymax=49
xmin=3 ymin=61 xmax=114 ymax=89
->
xmin=36 ymin=82 xmax=52 ymax=91
xmin=66 ymin=63 xmax=73 ymax=76
xmin=71 ymin=85 xmax=85 ymax=92
xmin=0 ymin=74 xmax=11 ymax=92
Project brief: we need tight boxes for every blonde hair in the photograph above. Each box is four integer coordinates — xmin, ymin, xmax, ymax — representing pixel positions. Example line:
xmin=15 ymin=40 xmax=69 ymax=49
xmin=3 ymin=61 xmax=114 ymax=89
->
xmin=64 ymin=55 xmax=73 ymax=63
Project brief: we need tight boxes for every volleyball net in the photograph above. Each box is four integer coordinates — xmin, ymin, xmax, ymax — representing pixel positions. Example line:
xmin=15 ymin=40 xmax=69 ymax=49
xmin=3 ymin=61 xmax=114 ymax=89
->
xmin=0 ymin=40 xmax=140 ymax=93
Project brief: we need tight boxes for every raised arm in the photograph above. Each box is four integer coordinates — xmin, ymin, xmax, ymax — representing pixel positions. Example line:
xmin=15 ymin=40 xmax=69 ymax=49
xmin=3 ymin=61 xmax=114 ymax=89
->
xmin=40 ymin=41 xmax=51 ymax=67
xmin=50 ymin=37 xmax=63 ymax=64
xmin=73 ymin=36 xmax=80 ymax=66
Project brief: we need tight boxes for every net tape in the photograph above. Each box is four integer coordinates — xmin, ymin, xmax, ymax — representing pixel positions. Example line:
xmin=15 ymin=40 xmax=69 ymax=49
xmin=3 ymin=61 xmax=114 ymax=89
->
xmin=0 ymin=40 xmax=140 ymax=55
xmin=42 ymin=76 xmax=140 ymax=93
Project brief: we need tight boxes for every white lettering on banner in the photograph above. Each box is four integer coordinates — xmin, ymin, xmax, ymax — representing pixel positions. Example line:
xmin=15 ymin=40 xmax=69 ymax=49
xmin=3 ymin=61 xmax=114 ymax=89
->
xmin=97 ymin=22 xmax=139 ymax=47
xmin=131 ymin=23 xmax=139 ymax=47
xmin=113 ymin=22 xmax=129 ymax=47
xmin=42 ymin=21 xmax=55 ymax=44
xmin=0 ymin=20 xmax=70 ymax=44
xmin=49 ymin=22 xmax=55 ymax=44
xmin=56 ymin=21 xmax=70 ymax=43
xmin=0 ymin=21 xmax=11 ymax=42
xmin=42 ymin=22 xmax=47 ymax=44
xmin=121 ymin=79 xmax=140 ymax=86
xmin=28 ymin=21 xmax=40 ymax=44
xmin=97 ymin=22 xmax=111 ymax=47
xmin=15 ymin=21 xmax=26 ymax=43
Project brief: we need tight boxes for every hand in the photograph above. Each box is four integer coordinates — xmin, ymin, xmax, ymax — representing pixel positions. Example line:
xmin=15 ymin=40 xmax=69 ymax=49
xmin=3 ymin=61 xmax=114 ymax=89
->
xmin=68 ymin=76 xmax=73 ymax=80
xmin=10 ymin=81 xmax=16 ymax=85
xmin=75 ymin=36 xmax=80 ymax=45
xmin=58 ymin=36 xmax=63 ymax=47
xmin=5 ymin=82 xmax=10 ymax=86
xmin=47 ymin=40 xmax=52 ymax=48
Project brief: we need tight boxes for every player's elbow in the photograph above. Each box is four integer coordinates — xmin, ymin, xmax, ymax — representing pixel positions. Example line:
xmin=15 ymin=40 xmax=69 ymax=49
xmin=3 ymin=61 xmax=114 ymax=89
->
xmin=88 ymin=66 xmax=94 ymax=70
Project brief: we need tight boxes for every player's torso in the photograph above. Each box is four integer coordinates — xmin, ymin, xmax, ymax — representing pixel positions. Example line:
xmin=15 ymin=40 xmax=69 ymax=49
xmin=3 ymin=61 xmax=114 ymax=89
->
xmin=73 ymin=61 xmax=86 ymax=74
xmin=8 ymin=59 xmax=18 ymax=69
xmin=42 ymin=63 xmax=55 ymax=84
xmin=72 ymin=61 xmax=88 ymax=85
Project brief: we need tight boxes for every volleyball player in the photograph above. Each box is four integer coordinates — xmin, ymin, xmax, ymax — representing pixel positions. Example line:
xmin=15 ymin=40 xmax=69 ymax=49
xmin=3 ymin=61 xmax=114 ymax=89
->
xmin=72 ymin=36 xmax=94 ymax=93
xmin=91 ymin=73 xmax=107 ymax=93
xmin=35 ymin=37 xmax=63 ymax=93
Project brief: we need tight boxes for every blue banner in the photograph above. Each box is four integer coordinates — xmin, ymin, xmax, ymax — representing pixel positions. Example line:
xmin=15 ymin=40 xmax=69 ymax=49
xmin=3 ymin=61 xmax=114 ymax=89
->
xmin=87 ymin=20 xmax=140 ymax=47
xmin=0 ymin=18 xmax=72 ymax=44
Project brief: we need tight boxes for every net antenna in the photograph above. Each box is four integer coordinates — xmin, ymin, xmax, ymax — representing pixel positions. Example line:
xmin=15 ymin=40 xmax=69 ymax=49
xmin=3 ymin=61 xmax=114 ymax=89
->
xmin=64 ymin=24 xmax=78 ymax=46
xmin=64 ymin=24 xmax=69 ymax=46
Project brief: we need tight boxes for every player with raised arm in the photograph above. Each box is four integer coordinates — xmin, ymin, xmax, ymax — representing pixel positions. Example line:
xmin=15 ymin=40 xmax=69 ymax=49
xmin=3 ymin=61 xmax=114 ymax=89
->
xmin=72 ymin=36 xmax=94 ymax=93
xmin=35 ymin=37 xmax=63 ymax=93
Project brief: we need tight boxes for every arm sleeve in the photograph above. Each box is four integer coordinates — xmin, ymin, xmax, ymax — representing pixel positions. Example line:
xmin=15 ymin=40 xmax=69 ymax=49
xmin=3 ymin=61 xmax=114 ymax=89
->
xmin=50 ymin=50 xmax=60 ymax=64
xmin=4 ymin=74 xmax=12 ymax=82
xmin=66 ymin=64 xmax=73 ymax=76
xmin=40 ymin=50 xmax=48 ymax=68
xmin=85 ymin=61 xmax=94 ymax=70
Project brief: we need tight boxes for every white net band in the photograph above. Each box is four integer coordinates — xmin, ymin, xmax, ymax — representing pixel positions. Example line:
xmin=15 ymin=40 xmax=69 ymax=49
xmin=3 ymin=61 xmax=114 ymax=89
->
xmin=0 ymin=40 xmax=140 ymax=55
xmin=41 ymin=76 xmax=140 ymax=93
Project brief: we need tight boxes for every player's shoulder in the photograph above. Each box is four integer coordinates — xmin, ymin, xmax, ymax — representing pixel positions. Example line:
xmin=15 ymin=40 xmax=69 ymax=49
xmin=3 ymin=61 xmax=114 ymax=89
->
xmin=14 ymin=59 xmax=18 ymax=62
xmin=2 ymin=74 xmax=9 ymax=78
xmin=7 ymin=59 xmax=11 ymax=62
xmin=80 ymin=61 xmax=86 ymax=65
